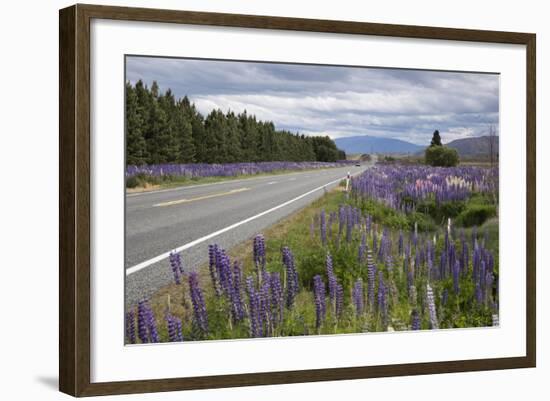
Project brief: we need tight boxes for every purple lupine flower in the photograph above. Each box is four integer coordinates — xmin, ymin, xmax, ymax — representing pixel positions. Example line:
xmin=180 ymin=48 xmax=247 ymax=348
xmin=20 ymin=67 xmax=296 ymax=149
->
xmin=485 ymin=270 xmax=494 ymax=306
xmin=327 ymin=211 xmax=334 ymax=240
xmin=345 ymin=205 xmax=353 ymax=243
xmin=385 ymin=254 xmax=394 ymax=277
xmin=137 ymin=299 xmax=159 ymax=343
xmin=282 ymin=246 xmax=299 ymax=309
xmin=338 ymin=205 xmax=345 ymax=237
xmin=125 ymin=309 xmax=136 ymax=344
xmin=270 ymin=272 xmax=284 ymax=326
xmin=208 ymin=244 xmax=221 ymax=296
xmin=377 ymin=271 xmax=384 ymax=310
xmin=320 ymin=209 xmax=327 ymax=246
xmin=461 ymin=240 xmax=469 ymax=276
xmin=246 ymin=276 xmax=260 ymax=337
xmin=411 ymin=309 xmax=421 ymax=330
xmin=475 ymin=280 xmax=483 ymax=304
xmin=218 ymin=250 xmax=233 ymax=297
xmin=335 ymin=283 xmax=344 ymax=319
xmin=366 ymin=248 xmax=376 ymax=310
xmin=378 ymin=272 xmax=388 ymax=329
xmin=452 ymin=259 xmax=460 ymax=294
xmin=473 ymin=243 xmax=480 ymax=282
xmin=447 ymin=242 xmax=456 ymax=279
xmin=169 ymin=250 xmax=183 ymax=285
xmin=427 ymin=253 xmax=433 ymax=282
xmin=137 ymin=300 xmax=150 ymax=344
xmin=189 ymin=271 xmax=208 ymax=336
xmin=326 ymin=253 xmax=337 ymax=306
xmin=358 ymin=231 xmax=366 ymax=264
xmin=426 ymin=284 xmax=439 ymax=330
xmin=349 ymin=166 xmax=495 ymax=213
xmin=165 ymin=312 xmax=183 ymax=342
xmin=127 ymin=161 xmax=355 ymax=181
xmin=260 ymin=274 xmax=272 ymax=337
xmin=231 ymin=261 xmax=245 ymax=322
xmin=352 ymin=279 xmax=364 ymax=317
xmin=146 ymin=304 xmax=159 ymax=343
xmin=313 ymin=275 xmax=326 ymax=329
xmin=417 ymin=246 xmax=424 ymax=274
xmin=253 ymin=234 xmax=267 ymax=280
xmin=377 ymin=228 xmax=390 ymax=262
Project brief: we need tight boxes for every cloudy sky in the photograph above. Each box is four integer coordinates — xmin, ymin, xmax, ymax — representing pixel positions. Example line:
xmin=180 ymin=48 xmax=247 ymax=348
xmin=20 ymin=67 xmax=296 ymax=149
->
xmin=126 ymin=56 xmax=499 ymax=145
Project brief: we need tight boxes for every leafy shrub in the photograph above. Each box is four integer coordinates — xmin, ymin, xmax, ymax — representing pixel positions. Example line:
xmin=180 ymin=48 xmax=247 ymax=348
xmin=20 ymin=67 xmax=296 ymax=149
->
xmin=406 ymin=212 xmax=436 ymax=232
xmin=126 ymin=175 xmax=143 ymax=188
xmin=417 ymin=199 xmax=465 ymax=223
xmin=455 ymin=204 xmax=496 ymax=227
xmin=425 ymin=146 xmax=459 ymax=167
xmin=358 ymin=199 xmax=409 ymax=229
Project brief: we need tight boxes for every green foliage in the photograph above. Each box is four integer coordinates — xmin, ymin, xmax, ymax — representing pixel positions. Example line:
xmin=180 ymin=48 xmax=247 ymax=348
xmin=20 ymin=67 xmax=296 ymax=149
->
xmin=125 ymin=175 xmax=141 ymax=188
xmin=356 ymin=198 xmax=435 ymax=231
xmin=425 ymin=145 xmax=459 ymax=167
xmin=417 ymin=199 xmax=466 ymax=223
xmin=125 ymin=80 xmax=346 ymax=165
xmin=455 ymin=204 xmax=497 ymax=227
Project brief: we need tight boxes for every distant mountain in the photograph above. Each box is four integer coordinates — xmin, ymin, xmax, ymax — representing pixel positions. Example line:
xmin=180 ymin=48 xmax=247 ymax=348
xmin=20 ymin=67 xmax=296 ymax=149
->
xmin=334 ymin=135 xmax=422 ymax=154
xmin=445 ymin=136 xmax=499 ymax=157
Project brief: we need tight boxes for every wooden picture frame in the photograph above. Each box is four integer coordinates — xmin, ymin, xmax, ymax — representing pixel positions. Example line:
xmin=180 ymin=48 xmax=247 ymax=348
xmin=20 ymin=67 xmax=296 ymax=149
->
xmin=59 ymin=3 xmax=536 ymax=397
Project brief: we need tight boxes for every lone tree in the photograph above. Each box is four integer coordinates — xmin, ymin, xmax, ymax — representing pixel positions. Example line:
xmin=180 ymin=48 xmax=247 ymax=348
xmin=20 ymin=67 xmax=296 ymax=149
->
xmin=430 ymin=130 xmax=442 ymax=147
xmin=425 ymin=130 xmax=459 ymax=167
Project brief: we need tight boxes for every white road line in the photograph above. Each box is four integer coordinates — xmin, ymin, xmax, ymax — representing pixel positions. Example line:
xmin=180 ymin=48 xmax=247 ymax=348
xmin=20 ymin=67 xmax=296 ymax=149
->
xmin=126 ymin=173 xmax=351 ymax=276
xmin=266 ymin=181 xmax=278 ymax=185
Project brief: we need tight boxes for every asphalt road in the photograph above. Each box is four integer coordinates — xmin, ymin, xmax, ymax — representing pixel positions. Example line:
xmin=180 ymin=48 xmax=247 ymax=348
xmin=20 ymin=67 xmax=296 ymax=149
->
xmin=125 ymin=164 xmax=369 ymax=306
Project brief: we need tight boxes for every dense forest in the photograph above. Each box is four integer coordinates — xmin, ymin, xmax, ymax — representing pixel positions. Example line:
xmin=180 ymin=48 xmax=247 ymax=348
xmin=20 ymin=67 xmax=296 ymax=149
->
xmin=126 ymin=80 xmax=346 ymax=165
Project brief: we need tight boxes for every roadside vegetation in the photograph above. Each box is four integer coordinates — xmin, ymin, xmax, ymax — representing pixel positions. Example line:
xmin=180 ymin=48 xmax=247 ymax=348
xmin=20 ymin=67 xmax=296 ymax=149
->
xmin=126 ymin=161 xmax=355 ymax=191
xmin=126 ymin=162 xmax=499 ymax=344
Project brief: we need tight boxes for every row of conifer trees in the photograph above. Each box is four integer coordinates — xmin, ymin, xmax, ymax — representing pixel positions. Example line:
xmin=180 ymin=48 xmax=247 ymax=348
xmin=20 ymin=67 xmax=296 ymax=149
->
xmin=126 ymin=80 xmax=346 ymax=165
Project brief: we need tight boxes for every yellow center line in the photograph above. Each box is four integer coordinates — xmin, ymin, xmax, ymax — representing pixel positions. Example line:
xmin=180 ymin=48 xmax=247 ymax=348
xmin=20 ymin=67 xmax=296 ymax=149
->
xmin=153 ymin=187 xmax=251 ymax=207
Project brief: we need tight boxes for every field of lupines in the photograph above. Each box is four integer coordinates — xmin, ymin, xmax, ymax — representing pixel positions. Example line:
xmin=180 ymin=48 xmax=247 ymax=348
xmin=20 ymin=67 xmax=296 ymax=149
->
xmin=126 ymin=161 xmax=354 ymax=180
xmin=125 ymin=165 xmax=499 ymax=344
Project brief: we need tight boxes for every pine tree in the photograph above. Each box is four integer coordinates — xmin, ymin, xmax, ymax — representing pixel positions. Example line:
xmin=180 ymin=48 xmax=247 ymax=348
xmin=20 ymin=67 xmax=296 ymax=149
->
xmin=239 ymin=112 xmax=259 ymax=162
xmin=125 ymin=82 xmax=147 ymax=165
xmin=204 ymin=110 xmax=228 ymax=163
xmin=175 ymin=99 xmax=195 ymax=163
xmin=430 ymin=130 xmax=442 ymax=147
xmin=225 ymin=111 xmax=243 ymax=162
